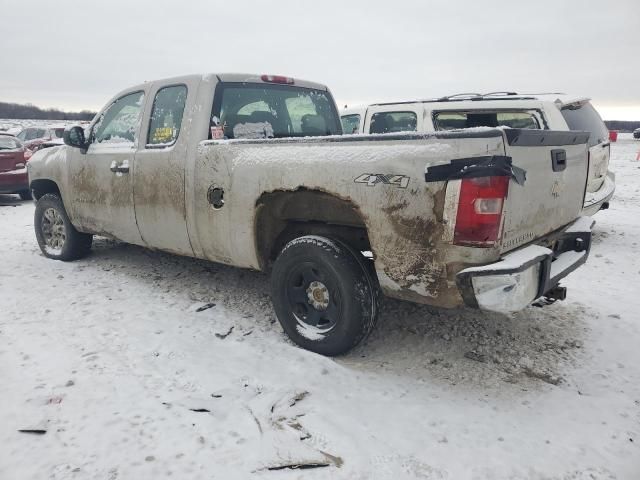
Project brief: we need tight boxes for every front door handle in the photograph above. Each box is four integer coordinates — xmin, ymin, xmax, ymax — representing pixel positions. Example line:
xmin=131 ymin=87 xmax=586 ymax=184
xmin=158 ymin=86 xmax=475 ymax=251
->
xmin=110 ymin=159 xmax=130 ymax=174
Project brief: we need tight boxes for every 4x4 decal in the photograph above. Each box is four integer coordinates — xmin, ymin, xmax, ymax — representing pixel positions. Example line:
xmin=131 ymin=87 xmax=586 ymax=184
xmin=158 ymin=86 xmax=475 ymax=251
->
xmin=354 ymin=173 xmax=410 ymax=189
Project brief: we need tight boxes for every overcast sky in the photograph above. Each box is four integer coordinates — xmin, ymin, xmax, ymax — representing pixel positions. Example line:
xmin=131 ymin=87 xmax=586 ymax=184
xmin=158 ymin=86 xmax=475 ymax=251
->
xmin=2 ymin=0 xmax=638 ymax=119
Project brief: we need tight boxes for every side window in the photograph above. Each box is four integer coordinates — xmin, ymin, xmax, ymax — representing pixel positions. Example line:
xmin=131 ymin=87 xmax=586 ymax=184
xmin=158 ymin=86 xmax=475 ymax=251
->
xmin=147 ymin=85 xmax=187 ymax=147
xmin=341 ymin=114 xmax=361 ymax=134
xmin=93 ymin=91 xmax=145 ymax=146
xmin=496 ymin=112 xmax=539 ymax=129
xmin=369 ymin=111 xmax=417 ymax=134
xmin=434 ymin=113 xmax=466 ymax=130
xmin=434 ymin=111 xmax=540 ymax=130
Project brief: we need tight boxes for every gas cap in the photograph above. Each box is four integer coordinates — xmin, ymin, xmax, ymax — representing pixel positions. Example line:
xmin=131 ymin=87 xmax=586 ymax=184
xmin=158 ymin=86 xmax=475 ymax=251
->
xmin=207 ymin=186 xmax=225 ymax=209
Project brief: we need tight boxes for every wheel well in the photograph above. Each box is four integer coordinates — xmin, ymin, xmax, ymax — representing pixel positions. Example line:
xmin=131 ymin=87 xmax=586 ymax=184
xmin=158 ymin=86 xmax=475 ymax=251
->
xmin=255 ymin=189 xmax=371 ymax=269
xmin=30 ymin=179 xmax=60 ymax=200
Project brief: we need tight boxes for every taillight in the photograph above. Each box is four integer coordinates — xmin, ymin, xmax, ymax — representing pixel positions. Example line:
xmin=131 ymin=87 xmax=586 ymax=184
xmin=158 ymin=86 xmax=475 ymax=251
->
xmin=454 ymin=176 xmax=509 ymax=247
xmin=261 ymin=74 xmax=294 ymax=85
xmin=24 ymin=149 xmax=33 ymax=161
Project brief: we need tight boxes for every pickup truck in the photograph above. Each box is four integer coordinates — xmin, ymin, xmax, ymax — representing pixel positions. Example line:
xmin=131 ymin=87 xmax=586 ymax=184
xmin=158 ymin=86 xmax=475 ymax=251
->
xmin=341 ymin=93 xmax=615 ymax=216
xmin=28 ymin=73 xmax=595 ymax=355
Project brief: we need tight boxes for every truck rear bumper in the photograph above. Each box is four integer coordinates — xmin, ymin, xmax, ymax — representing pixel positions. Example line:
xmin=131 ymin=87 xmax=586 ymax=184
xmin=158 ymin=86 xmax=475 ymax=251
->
xmin=582 ymin=171 xmax=615 ymax=216
xmin=456 ymin=216 xmax=594 ymax=313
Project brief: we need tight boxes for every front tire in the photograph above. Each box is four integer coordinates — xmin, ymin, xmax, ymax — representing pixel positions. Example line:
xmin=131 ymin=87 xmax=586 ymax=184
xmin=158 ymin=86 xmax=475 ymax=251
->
xmin=271 ymin=235 xmax=379 ymax=356
xmin=34 ymin=193 xmax=92 ymax=261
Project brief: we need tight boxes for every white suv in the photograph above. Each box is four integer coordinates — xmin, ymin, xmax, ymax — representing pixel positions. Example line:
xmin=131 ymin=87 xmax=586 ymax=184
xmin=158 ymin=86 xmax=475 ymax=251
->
xmin=341 ymin=93 xmax=615 ymax=215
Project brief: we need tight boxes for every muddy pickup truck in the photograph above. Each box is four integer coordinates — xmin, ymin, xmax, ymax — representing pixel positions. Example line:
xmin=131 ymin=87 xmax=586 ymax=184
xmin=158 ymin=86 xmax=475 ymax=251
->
xmin=28 ymin=73 xmax=595 ymax=355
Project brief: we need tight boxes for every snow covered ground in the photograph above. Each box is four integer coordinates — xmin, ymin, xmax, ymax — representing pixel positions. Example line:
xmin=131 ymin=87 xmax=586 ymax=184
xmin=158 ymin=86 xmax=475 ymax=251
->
xmin=1 ymin=135 xmax=639 ymax=480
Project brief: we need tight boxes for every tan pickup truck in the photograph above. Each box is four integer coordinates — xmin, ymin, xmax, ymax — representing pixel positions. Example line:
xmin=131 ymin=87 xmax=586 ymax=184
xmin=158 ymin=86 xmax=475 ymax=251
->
xmin=28 ymin=73 xmax=595 ymax=355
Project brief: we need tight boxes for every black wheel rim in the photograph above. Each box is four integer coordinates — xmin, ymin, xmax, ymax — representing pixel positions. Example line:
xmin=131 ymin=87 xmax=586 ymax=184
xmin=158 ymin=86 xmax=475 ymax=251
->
xmin=285 ymin=261 xmax=341 ymax=333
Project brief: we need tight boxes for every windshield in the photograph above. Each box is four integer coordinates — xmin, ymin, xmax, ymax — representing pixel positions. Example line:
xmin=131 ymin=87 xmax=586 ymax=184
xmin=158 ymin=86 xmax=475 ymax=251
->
xmin=0 ymin=136 xmax=21 ymax=150
xmin=17 ymin=128 xmax=46 ymax=141
xmin=212 ymin=83 xmax=341 ymax=139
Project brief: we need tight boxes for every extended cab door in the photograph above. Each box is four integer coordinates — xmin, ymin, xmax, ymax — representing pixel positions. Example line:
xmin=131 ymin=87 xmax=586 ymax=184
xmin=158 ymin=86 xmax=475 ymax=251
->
xmin=66 ymin=90 xmax=146 ymax=244
xmin=132 ymin=80 xmax=196 ymax=255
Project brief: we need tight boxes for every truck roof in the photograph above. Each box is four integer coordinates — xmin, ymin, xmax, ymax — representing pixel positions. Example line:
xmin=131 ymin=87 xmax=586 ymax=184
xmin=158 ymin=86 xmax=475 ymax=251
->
xmin=136 ymin=73 xmax=329 ymax=92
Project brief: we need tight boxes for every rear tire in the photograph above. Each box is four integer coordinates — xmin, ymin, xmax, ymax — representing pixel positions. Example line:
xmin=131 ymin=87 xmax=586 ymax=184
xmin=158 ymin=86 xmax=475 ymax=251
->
xmin=34 ymin=193 xmax=92 ymax=261
xmin=18 ymin=190 xmax=32 ymax=201
xmin=271 ymin=235 xmax=379 ymax=356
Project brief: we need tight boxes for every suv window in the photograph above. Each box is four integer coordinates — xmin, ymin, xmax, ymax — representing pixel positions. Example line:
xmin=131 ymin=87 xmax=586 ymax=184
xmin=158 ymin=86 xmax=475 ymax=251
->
xmin=17 ymin=128 xmax=46 ymax=141
xmin=560 ymin=102 xmax=608 ymax=147
xmin=341 ymin=114 xmax=361 ymax=134
xmin=147 ymin=85 xmax=187 ymax=147
xmin=212 ymin=83 xmax=341 ymax=139
xmin=434 ymin=111 xmax=540 ymax=130
xmin=369 ymin=112 xmax=417 ymax=134
xmin=93 ymin=91 xmax=145 ymax=145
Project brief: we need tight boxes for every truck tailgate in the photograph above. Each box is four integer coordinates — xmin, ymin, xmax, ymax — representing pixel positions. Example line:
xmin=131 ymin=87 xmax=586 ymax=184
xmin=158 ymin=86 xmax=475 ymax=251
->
xmin=499 ymin=129 xmax=590 ymax=253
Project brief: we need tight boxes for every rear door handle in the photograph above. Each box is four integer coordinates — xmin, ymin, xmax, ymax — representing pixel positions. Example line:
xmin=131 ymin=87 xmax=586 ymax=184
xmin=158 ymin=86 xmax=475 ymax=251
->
xmin=109 ymin=159 xmax=130 ymax=174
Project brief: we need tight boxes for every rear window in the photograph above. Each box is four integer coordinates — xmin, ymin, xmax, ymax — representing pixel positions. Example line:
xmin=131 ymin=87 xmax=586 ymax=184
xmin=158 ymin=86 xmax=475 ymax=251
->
xmin=0 ymin=137 xmax=21 ymax=150
xmin=434 ymin=111 xmax=540 ymax=130
xmin=560 ymin=102 xmax=608 ymax=147
xmin=341 ymin=114 xmax=361 ymax=134
xmin=212 ymin=83 xmax=341 ymax=139
xmin=369 ymin=111 xmax=417 ymax=134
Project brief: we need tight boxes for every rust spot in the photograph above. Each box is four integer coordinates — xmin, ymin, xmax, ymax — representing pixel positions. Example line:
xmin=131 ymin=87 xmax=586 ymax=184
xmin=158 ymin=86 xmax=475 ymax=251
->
xmin=375 ymin=185 xmax=467 ymax=307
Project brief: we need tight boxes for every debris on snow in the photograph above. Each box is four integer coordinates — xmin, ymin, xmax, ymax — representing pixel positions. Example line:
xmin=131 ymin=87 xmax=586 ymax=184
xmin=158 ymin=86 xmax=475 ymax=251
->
xmin=196 ymin=302 xmax=216 ymax=312
xmin=215 ymin=326 xmax=234 ymax=339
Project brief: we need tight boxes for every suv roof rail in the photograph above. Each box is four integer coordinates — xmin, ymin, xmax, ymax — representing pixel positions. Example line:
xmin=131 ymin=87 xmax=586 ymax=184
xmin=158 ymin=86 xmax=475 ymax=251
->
xmin=482 ymin=91 xmax=519 ymax=97
xmin=518 ymin=92 xmax=566 ymax=96
xmin=436 ymin=93 xmax=483 ymax=101
xmin=368 ymin=91 xmax=566 ymax=107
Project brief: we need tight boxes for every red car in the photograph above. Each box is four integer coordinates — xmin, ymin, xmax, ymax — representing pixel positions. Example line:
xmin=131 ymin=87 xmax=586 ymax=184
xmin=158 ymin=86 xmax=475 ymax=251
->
xmin=0 ymin=134 xmax=32 ymax=200
xmin=16 ymin=126 xmax=65 ymax=152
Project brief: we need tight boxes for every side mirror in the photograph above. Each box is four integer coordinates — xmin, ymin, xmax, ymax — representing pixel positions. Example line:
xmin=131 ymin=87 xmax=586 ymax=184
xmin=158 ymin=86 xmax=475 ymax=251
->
xmin=63 ymin=126 xmax=88 ymax=149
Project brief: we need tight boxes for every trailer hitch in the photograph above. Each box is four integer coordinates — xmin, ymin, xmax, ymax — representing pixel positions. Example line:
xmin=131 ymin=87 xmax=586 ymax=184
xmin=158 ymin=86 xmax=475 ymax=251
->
xmin=533 ymin=285 xmax=567 ymax=307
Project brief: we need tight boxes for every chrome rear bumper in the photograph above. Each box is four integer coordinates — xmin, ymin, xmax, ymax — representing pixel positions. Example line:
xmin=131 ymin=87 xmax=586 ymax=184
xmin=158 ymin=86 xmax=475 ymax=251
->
xmin=456 ymin=216 xmax=594 ymax=313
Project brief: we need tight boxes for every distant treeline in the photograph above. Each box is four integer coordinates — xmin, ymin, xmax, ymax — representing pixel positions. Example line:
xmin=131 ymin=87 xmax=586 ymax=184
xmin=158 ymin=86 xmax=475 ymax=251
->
xmin=0 ymin=102 xmax=96 ymax=121
xmin=604 ymin=120 xmax=640 ymax=133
